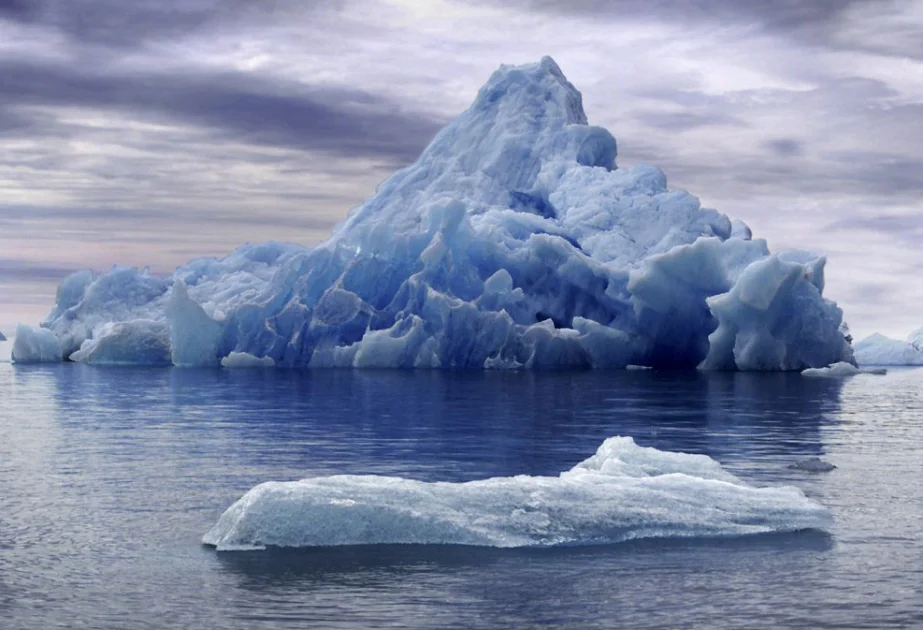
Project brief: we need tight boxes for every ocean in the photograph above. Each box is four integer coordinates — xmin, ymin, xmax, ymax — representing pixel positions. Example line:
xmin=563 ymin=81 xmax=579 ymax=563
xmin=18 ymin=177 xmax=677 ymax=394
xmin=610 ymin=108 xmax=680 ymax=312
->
xmin=1 ymin=361 xmax=921 ymax=628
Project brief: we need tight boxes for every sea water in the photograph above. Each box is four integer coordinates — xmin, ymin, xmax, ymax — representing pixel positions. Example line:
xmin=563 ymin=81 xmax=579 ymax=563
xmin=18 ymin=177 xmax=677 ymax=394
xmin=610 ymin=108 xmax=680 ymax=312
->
xmin=1 ymin=363 xmax=921 ymax=628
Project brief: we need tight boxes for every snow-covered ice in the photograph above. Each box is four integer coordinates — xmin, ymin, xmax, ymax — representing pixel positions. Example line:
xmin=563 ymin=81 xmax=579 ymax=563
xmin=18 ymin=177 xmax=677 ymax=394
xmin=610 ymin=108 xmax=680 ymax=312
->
xmin=801 ymin=362 xmax=886 ymax=377
xmin=19 ymin=57 xmax=853 ymax=371
xmin=854 ymin=331 xmax=923 ymax=366
xmin=203 ymin=436 xmax=830 ymax=551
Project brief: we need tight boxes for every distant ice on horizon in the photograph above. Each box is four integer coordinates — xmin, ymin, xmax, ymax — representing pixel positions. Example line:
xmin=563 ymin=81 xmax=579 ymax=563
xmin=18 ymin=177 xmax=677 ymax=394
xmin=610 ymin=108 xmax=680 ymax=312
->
xmin=854 ymin=329 xmax=923 ymax=366
xmin=14 ymin=57 xmax=853 ymax=371
xmin=203 ymin=436 xmax=830 ymax=551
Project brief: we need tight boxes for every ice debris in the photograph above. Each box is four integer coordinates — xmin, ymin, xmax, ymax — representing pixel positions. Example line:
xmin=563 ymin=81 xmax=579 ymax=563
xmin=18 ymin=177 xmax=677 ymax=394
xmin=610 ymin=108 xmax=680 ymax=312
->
xmin=17 ymin=57 xmax=853 ymax=371
xmin=203 ymin=436 xmax=831 ymax=551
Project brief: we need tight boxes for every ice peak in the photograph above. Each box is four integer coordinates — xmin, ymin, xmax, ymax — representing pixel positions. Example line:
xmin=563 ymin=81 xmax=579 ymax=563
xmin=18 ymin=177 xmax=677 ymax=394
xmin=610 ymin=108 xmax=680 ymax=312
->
xmin=337 ymin=58 xmax=618 ymax=238
xmin=471 ymin=55 xmax=589 ymax=126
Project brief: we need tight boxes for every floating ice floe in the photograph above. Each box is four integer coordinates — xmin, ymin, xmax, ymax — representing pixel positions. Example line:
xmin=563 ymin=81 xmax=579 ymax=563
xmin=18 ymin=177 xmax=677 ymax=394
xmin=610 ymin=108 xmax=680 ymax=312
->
xmin=221 ymin=352 xmax=275 ymax=368
xmin=16 ymin=57 xmax=853 ymax=371
xmin=801 ymin=362 xmax=886 ymax=377
xmin=203 ymin=436 xmax=830 ymax=551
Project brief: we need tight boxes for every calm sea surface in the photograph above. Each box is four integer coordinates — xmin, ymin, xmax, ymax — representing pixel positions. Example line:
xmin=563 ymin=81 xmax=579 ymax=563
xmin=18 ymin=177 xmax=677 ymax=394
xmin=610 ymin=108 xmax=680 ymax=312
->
xmin=1 ymin=360 xmax=921 ymax=629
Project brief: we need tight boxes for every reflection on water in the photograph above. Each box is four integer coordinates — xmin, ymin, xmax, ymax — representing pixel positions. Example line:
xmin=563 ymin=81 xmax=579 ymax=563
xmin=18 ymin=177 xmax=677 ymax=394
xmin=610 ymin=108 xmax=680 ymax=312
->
xmin=1 ymin=363 xmax=921 ymax=629
xmin=36 ymin=364 xmax=848 ymax=479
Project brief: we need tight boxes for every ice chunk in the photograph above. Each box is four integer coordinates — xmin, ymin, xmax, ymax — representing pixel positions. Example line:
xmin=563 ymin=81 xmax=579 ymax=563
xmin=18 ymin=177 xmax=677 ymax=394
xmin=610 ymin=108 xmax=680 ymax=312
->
xmin=28 ymin=58 xmax=853 ymax=371
xmin=801 ymin=362 xmax=886 ymax=377
xmin=11 ymin=324 xmax=63 ymax=363
xmin=701 ymin=252 xmax=853 ymax=371
xmin=0 ymin=330 xmax=6 ymax=342
xmin=203 ymin=436 xmax=830 ymax=551
xmin=167 ymin=281 xmax=223 ymax=367
xmin=854 ymin=332 xmax=923 ymax=366
xmin=44 ymin=267 xmax=171 ymax=358
xmin=221 ymin=352 xmax=275 ymax=368
xmin=69 ymin=320 xmax=171 ymax=365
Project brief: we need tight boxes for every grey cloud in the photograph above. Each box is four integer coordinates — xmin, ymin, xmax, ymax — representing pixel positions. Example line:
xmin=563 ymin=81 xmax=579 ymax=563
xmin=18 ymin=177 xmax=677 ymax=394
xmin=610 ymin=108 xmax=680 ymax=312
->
xmin=0 ymin=258 xmax=76 ymax=283
xmin=632 ymin=110 xmax=748 ymax=133
xmin=0 ymin=59 xmax=446 ymax=164
xmin=0 ymin=0 xmax=34 ymax=19
xmin=826 ymin=214 xmax=923 ymax=239
xmin=765 ymin=139 xmax=803 ymax=157
xmin=612 ymin=73 xmax=923 ymax=204
xmin=477 ymin=0 xmax=866 ymax=29
xmin=475 ymin=0 xmax=923 ymax=59
xmin=0 ymin=0 xmax=342 ymax=48
xmin=0 ymin=204 xmax=341 ymax=234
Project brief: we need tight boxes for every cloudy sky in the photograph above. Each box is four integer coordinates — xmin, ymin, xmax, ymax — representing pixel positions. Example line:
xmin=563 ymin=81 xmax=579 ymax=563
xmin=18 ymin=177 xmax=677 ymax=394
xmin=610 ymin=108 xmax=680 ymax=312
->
xmin=1 ymin=0 xmax=921 ymax=340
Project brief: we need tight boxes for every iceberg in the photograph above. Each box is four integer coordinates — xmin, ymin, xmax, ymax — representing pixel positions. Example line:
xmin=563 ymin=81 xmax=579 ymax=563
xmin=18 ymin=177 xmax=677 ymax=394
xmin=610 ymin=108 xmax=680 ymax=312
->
xmin=854 ymin=331 xmax=923 ymax=366
xmin=11 ymin=324 xmax=63 ymax=363
xmin=0 ymin=330 xmax=6 ymax=342
xmin=202 ymin=436 xmax=830 ymax=551
xmin=23 ymin=57 xmax=853 ymax=370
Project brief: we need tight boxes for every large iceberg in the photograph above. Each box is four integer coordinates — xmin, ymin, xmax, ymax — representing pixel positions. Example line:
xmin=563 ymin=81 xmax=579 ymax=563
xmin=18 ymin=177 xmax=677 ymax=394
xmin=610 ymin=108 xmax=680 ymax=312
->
xmin=17 ymin=57 xmax=853 ymax=370
xmin=202 ymin=436 xmax=830 ymax=551
xmin=854 ymin=330 xmax=923 ymax=366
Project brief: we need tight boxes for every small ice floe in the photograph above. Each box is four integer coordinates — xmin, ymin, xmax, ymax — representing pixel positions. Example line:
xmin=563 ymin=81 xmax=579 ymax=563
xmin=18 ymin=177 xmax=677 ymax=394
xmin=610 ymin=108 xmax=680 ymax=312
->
xmin=203 ymin=436 xmax=831 ymax=551
xmin=625 ymin=365 xmax=652 ymax=371
xmin=221 ymin=352 xmax=275 ymax=368
xmin=801 ymin=362 xmax=887 ymax=377
xmin=788 ymin=458 xmax=837 ymax=473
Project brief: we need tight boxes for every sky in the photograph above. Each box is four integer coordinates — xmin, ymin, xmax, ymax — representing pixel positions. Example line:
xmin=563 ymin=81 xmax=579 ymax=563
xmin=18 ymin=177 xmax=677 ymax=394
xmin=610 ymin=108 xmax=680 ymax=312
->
xmin=1 ymin=0 xmax=922 ymax=340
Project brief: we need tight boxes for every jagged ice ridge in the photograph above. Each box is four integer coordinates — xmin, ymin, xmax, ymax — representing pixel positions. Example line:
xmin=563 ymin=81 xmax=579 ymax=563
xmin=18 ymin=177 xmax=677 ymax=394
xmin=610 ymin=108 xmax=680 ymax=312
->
xmin=13 ymin=57 xmax=853 ymax=370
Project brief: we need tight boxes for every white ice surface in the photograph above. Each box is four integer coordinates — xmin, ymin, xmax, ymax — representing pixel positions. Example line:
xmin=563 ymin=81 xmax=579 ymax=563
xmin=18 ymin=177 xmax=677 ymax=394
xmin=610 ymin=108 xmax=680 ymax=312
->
xmin=203 ymin=436 xmax=830 ymax=551
xmin=26 ymin=58 xmax=853 ymax=371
